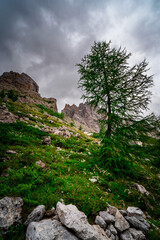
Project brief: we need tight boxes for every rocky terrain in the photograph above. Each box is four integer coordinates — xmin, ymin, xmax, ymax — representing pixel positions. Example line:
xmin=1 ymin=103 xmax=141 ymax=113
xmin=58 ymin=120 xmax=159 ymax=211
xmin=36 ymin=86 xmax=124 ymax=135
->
xmin=0 ymin=71 xmax=159 ymax=239
xmin=0 ymin=196 xmax=151 ymax=240
xmin=0 ymin=71 xmax=57 ymax=112
xmin=62 ymin=103 xmax=100 ymax=132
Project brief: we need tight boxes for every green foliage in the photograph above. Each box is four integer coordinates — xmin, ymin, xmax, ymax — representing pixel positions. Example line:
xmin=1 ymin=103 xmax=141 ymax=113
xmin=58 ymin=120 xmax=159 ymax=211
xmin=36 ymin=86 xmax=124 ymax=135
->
xmin=79 ymin=125 xmax=83 ymax=131
xmin=0 ymin=89 xmax=5 ymax=99
xmin=70 ymin=121 xmax=75 ymax=127
xmin=7 ymin=90 xmax=18 ymax=102
xmin=36 ymin=104 xmax=64 ymax=119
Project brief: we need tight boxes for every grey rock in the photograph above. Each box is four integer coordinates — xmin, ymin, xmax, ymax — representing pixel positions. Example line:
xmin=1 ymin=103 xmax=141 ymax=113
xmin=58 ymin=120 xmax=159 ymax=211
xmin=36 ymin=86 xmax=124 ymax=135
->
xmin=99 ymin=211 xmax=115 ymax=223
xmin=24 ymin=205 xmax=45 ymax=226
xmin=56 ymin=202 xmax=109 ymax=240
xmin=114 ymin=210 xmax=130 ymax=232
xmin=95 ymin=216 xmax=107 ymax=229
xmin=42 ymin=136 xmax=51 ymax=145
xmin=0 ymin=197 xmax=23 ymax=233
xmin=110 ymin=234 xmax=116 ymax=240
xmin=134 ymin=183 xmax=149 ymax=196
xmin=107 ymin=224 xmax=117 ymax=235
xmin=120 ymin=230 xmax=134 ymax=240
xmin=6 ymin=150 xmax=17 ymax=154
xmin=105 ymin=229 xmax=111 ymax=238
xmin=119 ymin=210 xmax=127 ymax=217
xmin=129 ymin=228 xmax=146 ymax=239
xmin=125 ymin=216 xmax=150 ymax=232
xmin=127 ymin=207 xmax=145 ymax=217
xmin=107 ymin=206 xmax=118 ymax=216
xmin=26 ymin=219 xmax=79 ymax=240
xmin=35 ymin=160 xmax=46 ymax=169
xmin=93 ymin=225 xmax=110 ymax=240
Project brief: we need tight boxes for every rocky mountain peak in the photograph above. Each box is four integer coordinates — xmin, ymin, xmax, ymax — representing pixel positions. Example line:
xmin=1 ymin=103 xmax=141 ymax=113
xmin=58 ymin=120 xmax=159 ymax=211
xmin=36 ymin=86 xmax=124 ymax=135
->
xmin=62 ymin=102 xmax=100 ymax=132
xmin=0 ymin=71 xmax=39 ymax=93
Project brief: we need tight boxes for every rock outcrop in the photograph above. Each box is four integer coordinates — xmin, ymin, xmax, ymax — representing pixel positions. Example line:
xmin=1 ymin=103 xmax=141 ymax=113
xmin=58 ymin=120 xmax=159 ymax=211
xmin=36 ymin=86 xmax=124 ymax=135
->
xmin=62 ymin=102 xmax=100 ymax=132
xmin=0 ymin=71 xmax=58 ymax=112
xmin=24 ymin=202 xmax=151 ymax=240
xmin=0 ymin=71 xmax=39 ymax=93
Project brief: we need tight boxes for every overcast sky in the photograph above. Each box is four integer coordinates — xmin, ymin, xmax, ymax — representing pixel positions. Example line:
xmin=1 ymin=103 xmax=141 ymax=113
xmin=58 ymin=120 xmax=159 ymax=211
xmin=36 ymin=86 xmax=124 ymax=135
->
xmin=0 ymin=0 xmax=159 ymax=114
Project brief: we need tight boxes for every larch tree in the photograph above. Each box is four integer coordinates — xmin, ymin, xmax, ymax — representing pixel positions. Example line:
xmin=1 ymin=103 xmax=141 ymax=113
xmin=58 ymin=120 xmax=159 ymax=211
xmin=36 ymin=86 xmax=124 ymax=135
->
xmin=76 ymin=41 xmax=153 ymax=138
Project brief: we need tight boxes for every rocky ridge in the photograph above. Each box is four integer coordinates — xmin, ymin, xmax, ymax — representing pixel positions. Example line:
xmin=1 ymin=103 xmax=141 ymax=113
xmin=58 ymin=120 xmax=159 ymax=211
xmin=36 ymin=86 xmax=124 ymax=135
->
xmin=62 ymin=102 xmax=100 ymax=132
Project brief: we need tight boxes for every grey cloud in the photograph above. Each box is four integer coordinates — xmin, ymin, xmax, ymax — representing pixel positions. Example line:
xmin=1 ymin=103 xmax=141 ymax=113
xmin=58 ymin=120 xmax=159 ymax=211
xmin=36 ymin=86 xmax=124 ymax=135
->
xmin=0 ymin=0 xmax=159 ymax=113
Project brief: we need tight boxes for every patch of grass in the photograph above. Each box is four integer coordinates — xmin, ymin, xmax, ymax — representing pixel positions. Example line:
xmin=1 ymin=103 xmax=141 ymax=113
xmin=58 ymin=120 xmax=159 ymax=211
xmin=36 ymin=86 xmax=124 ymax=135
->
xmin=36 ymin=104 xmax=64 ymax=120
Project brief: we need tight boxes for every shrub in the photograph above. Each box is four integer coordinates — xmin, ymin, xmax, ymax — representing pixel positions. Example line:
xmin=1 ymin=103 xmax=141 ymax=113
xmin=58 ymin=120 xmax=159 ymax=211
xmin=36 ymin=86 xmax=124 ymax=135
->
xmin=7 ymin=90 xmax=18 ymax=101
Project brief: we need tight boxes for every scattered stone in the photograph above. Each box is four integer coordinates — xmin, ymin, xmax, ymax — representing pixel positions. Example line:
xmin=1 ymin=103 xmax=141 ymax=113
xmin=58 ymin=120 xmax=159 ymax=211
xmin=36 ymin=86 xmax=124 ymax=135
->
xmin=75 ymin=133 xmax=81 ymax=137
xmin=6 ymin=150 xmax=16 ymax=154
xmin=99 ymin=211 xmax=115 ymax=223
xmin=114 ymin=210 xmax=130 ymax=232
xmin=42 ymin=136 xmax=51 ymax=145
xmin=125 ymin=216 xmax=150 ymax=232
xmin=127 ymin=207 xmax=145 ymax=217
xmin=0 ymin=197 xmax=23 ymax=234
xmin=107 ymin=224 xmax=117 ymax=235
xmin=56 ymin=202 xmax=109 ymax=240
xmin=35 ymin=160 xmax=46 ymax=169
xmin=134 ymin=183 xmax=149 ymax=195
xmin=26 ymin=219 xmax=79 ymax=240
xmin=24 ymin=205 xmax=45 ymax=227
xmin=129 ymin=228 xmax=146 ymax=239
xmin=89 ymin=178 xmax=97 ymax=183
xmin=0 ymin=105 xmax=17 ymax=123
xmin=120 ymin=230 xmax=134 ymax=240
xmin=95 ymin=215 xmax=107 ymax=229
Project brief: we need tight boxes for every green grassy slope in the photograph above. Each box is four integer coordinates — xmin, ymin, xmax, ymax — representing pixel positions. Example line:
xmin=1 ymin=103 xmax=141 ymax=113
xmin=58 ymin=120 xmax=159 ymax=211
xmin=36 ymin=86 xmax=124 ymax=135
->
xmin=0 ymin=99 xmax=159 ymax=239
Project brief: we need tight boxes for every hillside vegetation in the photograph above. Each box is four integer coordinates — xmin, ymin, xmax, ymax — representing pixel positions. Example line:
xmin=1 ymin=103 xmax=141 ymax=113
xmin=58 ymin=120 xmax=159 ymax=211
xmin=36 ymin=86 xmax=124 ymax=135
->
xmin=0 ymin=95 xmax=160 ymax=239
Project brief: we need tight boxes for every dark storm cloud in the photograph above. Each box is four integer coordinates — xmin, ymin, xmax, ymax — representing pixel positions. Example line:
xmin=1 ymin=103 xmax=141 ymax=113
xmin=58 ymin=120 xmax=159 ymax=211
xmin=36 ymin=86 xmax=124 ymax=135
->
xmin=0 ymin=0 xmax=159 ymax=114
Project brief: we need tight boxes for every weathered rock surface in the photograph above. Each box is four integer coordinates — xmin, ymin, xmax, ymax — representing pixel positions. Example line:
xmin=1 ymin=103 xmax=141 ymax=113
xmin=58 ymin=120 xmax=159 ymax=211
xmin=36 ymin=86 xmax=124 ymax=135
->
xmin=24 ymin=205 xmax=45 ymax=226
xmin=26 ymin=219 xmax=79 ymax=240
xmin=114 ymin=210 xmax=130 ymax=232
xmin=0 ymin=105 xmax=17 ymax=123
xmin=127 ymin=207 xmax=144 ymax=217
xmin=0 ymin=71 xmax=58 ymax=112
xmin=95 ymin=216 xmax=107 ymax=229
xmin=107 ymin=224 xmax=117 ymax=235
xmin=125 ymin=216 xmax=150 ymax=232
xmin=0 ymin=197 xmax=23 ymax=233
xmin=99 ymin=211 xmax=115 ymax=223
xmin=62 ymin=103 xmax=100 ymax=133
xmin=56 ymin=202 xmax=109 ymax=240
xmin=120 ymin=230 xmax=134 ymax=240
xmin=0 ymin=71 xmax=39 ymax=93
xmin=129 ymin=228 xmax=146 ymax=239
xmin=134 ymin=183 xmax=149 ymax=195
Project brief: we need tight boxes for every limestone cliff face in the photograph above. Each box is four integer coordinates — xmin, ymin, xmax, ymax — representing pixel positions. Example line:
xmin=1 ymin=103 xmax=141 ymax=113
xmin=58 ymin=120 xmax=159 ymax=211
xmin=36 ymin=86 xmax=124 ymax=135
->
xmin=0 ymin=71 xmax=58 ymax=112
xmin=62 ymin=103 xmax=100 ymax=132
xmin=0 ymin=71 xmax=39 ymax=93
